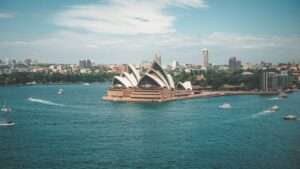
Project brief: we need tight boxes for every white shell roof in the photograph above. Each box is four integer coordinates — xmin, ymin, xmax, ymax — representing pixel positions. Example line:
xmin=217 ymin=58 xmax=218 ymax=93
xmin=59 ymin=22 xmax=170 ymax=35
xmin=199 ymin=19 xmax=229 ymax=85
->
xmin=113 ymin=76 xmax=133 ymax=88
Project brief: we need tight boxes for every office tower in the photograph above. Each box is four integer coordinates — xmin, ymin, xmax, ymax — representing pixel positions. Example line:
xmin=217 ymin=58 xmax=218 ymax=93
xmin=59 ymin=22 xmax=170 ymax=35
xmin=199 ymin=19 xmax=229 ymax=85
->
xmin=229 ymin=57 xmax=242 ymax=71
xmin=202 ymin=48 xmax=208 ymax=68
xmin=154 ymin=52 xmax=161 ymax=65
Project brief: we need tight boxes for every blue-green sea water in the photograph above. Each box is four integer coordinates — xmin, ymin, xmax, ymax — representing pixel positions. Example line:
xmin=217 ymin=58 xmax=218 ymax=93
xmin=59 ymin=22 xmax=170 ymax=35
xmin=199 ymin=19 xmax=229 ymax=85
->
xmin=0 ymin=83 xmax=300 ymax=169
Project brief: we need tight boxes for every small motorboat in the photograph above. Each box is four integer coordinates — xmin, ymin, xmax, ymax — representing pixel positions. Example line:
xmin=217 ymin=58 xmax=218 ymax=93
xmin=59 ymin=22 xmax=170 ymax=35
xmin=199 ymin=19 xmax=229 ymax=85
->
xmin=262 ymin=105 xmax=279 ymax=113
xmin=0 ymin=121 xmax=15 ymax=127
xmin=1 ymin=105 xmax=12 ymax=112
xmin=57 ymin=88 xmax=64 ymax=95
xmin=263 ymin=109 xmax=276 ymax=113
xmin=83 ymin=83 xmax=90 ymax=86
xmin=270 ymin=105 xmax=279 ymax=111
xmin=283 ymin=115 xmax=297 ymax=120
xmin=219 ymin=103 xmax=232 ymax=109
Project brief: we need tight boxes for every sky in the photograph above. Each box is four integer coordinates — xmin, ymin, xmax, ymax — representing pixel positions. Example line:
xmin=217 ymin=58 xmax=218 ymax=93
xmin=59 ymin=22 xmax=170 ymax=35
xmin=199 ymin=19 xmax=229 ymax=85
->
xmin=0 ymin=0 xmax=300 ymax=65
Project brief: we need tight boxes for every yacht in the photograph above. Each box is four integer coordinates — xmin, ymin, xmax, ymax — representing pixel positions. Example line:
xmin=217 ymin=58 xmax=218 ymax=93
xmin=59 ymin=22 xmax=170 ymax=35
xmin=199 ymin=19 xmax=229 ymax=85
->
xmin=219 ymin=103 xmax=232 ymax=109
xmin=57 ymin=88 xmax=64 ymax=95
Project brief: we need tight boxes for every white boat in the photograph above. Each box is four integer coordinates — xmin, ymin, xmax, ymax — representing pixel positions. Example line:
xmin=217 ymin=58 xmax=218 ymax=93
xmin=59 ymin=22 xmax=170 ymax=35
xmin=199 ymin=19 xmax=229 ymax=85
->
xmin=83 ymin=83 xmax=90 ymax=86
xmin=270 ymin=105 xmax=279 ymax=111
xmin=263 ymin=109 xmax=275 ymax=113
xmin=283 ymin=115 xmax=297 ymax=120
xmin=57 ymin=88 xmax=64 ymax=95
xmin=1 ymin=105 xmax=12 ymax=112
xmin=219 ymin=103 xmax=232 ymax=109
xmin=0 ymin=121 xmax=15 ymax=127
xmin=261 ymin=105 xmax=279 ymax=113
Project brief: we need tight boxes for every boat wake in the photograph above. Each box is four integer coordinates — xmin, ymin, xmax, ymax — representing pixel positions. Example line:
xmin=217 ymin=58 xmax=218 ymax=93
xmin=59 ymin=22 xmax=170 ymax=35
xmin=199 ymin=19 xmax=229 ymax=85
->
xmin=27 ymin=97 xmax=65 ymax=107
xmin=251 ymin=110 xmax=275 ymax=118
xmin=268 ymin=97 xmax=282 ymax=101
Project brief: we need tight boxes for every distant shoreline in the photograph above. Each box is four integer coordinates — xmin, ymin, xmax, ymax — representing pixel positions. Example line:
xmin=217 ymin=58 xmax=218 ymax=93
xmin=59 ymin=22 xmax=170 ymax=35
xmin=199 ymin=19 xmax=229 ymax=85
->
xmin=0 ymin=81 xmax=110 ymax=87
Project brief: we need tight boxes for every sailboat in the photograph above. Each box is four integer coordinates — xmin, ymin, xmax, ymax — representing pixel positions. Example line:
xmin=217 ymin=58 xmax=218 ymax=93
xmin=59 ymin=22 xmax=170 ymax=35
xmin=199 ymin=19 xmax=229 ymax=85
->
xmin=0 ymin=105 xmax=15 ymax=127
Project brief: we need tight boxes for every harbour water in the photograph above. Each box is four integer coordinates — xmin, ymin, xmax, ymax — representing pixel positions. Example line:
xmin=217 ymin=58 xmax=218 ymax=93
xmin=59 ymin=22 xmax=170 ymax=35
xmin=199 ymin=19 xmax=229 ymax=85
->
xmin=0 ymin=83 xmax=299 ymax=169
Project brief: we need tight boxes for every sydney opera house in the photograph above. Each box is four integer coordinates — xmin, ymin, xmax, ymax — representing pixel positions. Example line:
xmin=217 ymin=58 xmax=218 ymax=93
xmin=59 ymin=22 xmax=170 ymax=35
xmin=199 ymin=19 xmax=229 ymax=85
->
xmin=103 ymin=61 xmax=198 ymax=102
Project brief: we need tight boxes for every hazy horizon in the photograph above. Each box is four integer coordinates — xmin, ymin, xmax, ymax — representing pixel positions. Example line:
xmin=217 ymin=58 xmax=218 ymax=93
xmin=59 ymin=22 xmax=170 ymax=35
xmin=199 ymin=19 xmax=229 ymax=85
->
xmin=1 ymin=0 xmax=300 ymax=64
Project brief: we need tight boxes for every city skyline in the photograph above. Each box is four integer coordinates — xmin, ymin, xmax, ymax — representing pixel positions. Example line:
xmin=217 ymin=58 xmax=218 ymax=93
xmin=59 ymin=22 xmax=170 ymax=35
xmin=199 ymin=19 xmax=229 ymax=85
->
xmin=0 ymin=0 xmax=300 ymax=64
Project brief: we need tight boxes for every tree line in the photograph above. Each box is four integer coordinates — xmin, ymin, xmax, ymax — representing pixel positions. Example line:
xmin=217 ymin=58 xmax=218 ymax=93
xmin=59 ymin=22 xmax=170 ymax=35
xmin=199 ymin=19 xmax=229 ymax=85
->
xmin=0 ymin=72 xmax=117 ymax=85
xmin=172 ymin=70 xmax=261 ymax=90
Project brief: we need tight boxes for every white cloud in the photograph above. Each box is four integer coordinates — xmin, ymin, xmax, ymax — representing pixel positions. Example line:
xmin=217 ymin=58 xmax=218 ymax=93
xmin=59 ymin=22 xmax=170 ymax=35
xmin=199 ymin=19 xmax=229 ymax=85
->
xmin=54 ymin=0 xmax=207 ymax=34
xmin=0 ymin=12 xmax=15 ymax=19
xmin=163 ymin=0 xmax=208 ymax=8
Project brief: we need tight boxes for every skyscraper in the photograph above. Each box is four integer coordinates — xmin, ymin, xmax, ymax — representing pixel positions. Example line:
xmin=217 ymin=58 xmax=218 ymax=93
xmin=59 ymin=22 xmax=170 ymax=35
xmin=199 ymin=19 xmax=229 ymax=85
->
xmin=154 ymin=52 xmax=161 ymax=65
xmin=202 ymin=48 xmax=208 ymax=68
xmin=229 ymin=57 xmax=241 ymax=71
xmin=79 ymin=58 xmax=92 ymax=68
xmin=261 ymin=71 xmax=278 ymax=91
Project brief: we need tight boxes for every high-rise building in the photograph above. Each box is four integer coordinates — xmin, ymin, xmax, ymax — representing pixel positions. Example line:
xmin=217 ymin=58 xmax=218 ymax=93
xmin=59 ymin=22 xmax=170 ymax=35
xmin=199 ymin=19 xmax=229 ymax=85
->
xmin=202 ymin=48 xmax=208 ymax=68
xmin=229 ymin=57 xmax=241 ymax=71
xmin=278 ymin=71 xmax=292 ymax=89
xmin=171 ymin=60 xmax=179 ymax=70
xmin=154 ymin=52 xmax=161 ymax=65
xmin=79 ymin=58 xmax=92 ymax=68
xmin=24 ymin=59 xmax=32 ymax=66
xmin=261 ymin=71 xmax=293 ymax=91
xmin=261 ymin=71 xmax=278 ymax=91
